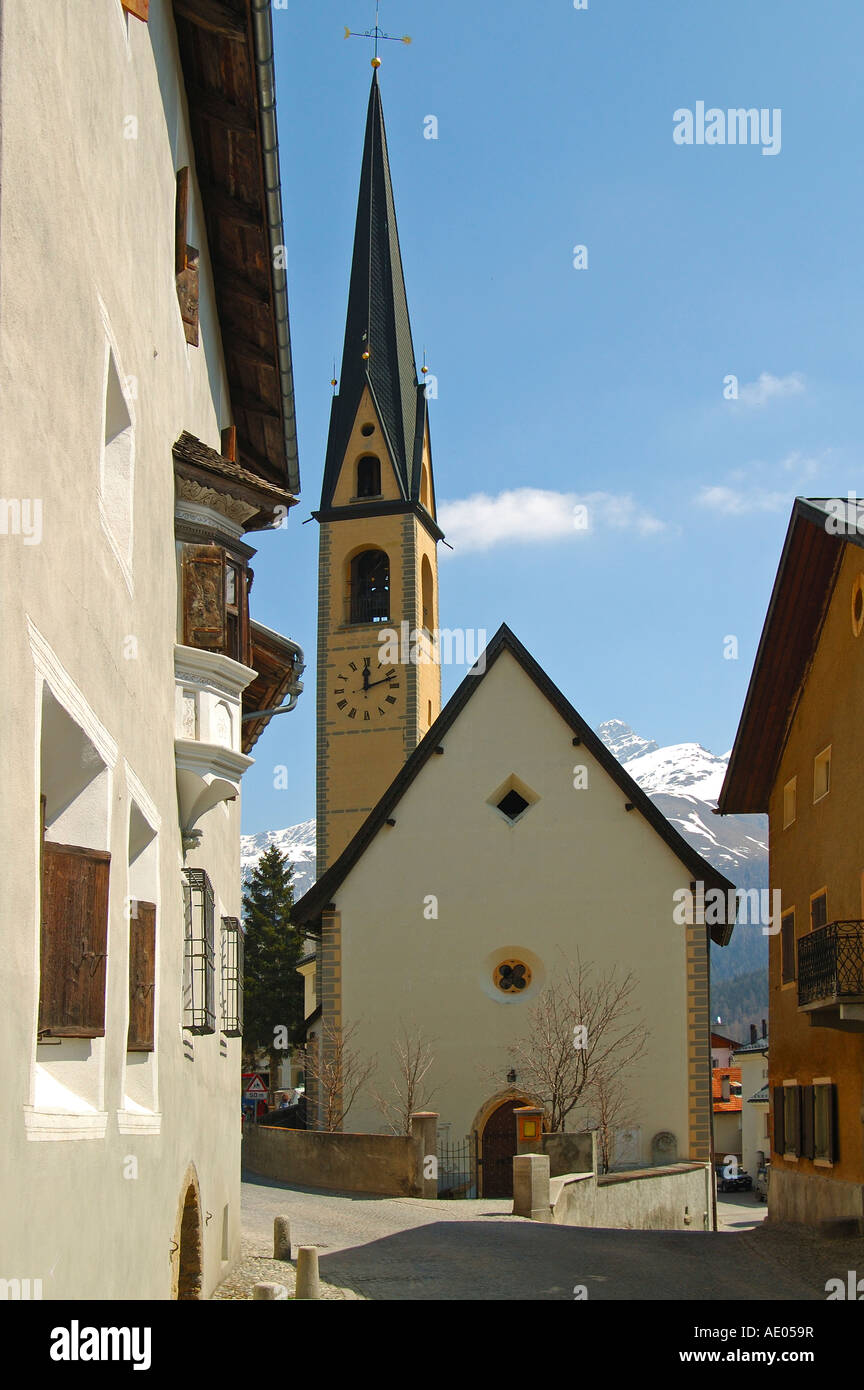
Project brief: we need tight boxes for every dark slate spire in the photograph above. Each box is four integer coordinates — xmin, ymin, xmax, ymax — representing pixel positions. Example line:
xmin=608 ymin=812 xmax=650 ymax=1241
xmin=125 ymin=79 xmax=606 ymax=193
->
xmin=321 ymin=71 xmax=427 ymax=509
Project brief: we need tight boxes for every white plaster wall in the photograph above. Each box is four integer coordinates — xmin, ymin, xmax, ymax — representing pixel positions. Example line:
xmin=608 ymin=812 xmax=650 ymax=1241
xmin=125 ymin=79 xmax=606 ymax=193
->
xmin=335 ymin=649 xmax=701 ymax=1160
xmin=0 ymin=0 xmax=243 ymax=1298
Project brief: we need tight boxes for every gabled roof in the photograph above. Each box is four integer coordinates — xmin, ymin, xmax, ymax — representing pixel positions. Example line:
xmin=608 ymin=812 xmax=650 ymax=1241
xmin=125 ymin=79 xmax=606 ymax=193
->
xmin=718 ymin=497 xmax=863 ymax=814
xmin=732 ymin=1039 xmax=768 ymax=1057
xmin=320 ymin=72 xmax=426 ymax=510
xmin=293 ymin=624 xmax=735 ymax=942
xmin=173 ymin=0 xmax=299 ymax=494
xmin=747 ymin=1084 xmax=770 ymax=1105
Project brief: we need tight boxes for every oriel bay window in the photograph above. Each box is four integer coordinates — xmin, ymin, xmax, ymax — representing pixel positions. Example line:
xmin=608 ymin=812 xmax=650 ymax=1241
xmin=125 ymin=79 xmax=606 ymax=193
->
xmin=220 ymin=917 xmax=244 ymax=1037
xmin=182 ymin=869 xmax=215 ymax=1034
xmin=182 ymin=543 xmax=251 ymax=665
xmin=39 ymin=843 xmax=110 ymax=1037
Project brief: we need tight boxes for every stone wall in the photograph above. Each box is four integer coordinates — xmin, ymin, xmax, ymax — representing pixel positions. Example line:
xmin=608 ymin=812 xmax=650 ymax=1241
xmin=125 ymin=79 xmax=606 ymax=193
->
xmin=243 ymin=1113 xmax=437 ymax=1198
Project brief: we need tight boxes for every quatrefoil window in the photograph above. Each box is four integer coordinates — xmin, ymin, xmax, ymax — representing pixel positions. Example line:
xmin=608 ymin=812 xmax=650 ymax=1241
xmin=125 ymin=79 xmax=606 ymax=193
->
xmin=494 ymin=960 xmax=532 ymax=993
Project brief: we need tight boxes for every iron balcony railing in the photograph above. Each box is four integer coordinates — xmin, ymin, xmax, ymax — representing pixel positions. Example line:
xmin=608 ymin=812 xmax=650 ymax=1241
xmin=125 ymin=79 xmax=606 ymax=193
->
xmin=798 ymin=920 xmax=864 ymax=1008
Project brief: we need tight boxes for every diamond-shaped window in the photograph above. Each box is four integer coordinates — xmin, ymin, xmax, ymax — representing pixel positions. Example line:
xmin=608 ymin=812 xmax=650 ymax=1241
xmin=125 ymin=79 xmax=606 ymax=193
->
xmin=487 ymin=774 xmax=539 ymax=825
xmin=497 ymin=789 xmax=529 ymax=821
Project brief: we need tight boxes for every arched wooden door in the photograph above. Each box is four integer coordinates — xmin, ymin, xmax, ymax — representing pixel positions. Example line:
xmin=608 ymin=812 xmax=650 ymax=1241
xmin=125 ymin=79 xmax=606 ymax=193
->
xmin=481 ymin=1098 xmax=527 ymax=1198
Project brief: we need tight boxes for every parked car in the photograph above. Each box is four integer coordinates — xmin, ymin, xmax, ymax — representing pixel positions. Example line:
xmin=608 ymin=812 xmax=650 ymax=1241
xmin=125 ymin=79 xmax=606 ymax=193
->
xmin=715 ymin=1163 xmax=753 ymax=1193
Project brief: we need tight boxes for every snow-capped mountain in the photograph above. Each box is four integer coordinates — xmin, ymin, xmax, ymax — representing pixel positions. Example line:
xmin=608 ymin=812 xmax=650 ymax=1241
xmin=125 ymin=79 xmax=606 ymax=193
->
xmin=240 ymin=818 xmax=317 ymax=900
xmin=241 ymin=723 xmax=767 ymax=904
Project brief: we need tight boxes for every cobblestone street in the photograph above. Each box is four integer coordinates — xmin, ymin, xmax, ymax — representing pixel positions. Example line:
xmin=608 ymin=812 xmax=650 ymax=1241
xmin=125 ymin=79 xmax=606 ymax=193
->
xmin=214 ymin=1173 xmax=864 ymax=1301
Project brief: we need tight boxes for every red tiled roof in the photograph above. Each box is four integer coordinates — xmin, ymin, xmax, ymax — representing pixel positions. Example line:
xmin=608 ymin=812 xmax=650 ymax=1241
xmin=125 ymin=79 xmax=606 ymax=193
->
xmin=712 ymin=1066 xmax=743 ymax=1113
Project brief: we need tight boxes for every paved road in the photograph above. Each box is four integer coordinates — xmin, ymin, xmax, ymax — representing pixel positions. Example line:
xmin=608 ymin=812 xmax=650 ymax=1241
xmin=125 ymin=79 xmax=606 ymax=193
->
xmin=241 ymin=1172 xmax=859 ymax=1302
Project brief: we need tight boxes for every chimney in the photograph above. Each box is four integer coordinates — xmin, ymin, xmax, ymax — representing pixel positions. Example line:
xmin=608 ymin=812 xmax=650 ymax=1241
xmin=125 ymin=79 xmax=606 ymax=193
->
xmin=750 ymin=1024 xmax=758 ymax=1044
xmin=721 ymin=1075 xmax=730 ymax=1102
xmin=762 ymin=1018 xmax=767 ymax=1039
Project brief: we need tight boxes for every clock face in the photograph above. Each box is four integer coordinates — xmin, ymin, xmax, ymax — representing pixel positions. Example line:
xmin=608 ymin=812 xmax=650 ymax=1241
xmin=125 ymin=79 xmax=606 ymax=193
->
xmin=331 ymin=654 xmax=400 ymax=723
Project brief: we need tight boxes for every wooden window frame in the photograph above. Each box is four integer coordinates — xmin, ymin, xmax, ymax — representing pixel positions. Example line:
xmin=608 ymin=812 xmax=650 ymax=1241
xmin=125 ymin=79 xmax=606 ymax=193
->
xmin=809 ymin=888 xmax=828 ymax=933
xmin=782 ymin=776 xmax=797 ymax=829
xmin=813 ymin=1080 xmax=837 ymax=1165
xmin=813 ymin=746 xmax=831 ymax=804
xmin=780 ymin=909 xmax=796 ymax=985
xmin=781 ymin=1082 xmax=801 ymax=1160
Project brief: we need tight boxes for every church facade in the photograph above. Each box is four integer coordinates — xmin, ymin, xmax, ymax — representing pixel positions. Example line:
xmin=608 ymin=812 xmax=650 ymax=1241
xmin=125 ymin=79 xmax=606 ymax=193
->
xmin=299 ymin=68 xmax=732 ymax=1189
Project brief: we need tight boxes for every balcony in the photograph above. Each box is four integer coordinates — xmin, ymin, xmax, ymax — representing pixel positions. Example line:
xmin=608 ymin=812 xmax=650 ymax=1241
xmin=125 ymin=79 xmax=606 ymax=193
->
xmin=798 ymin=921 xmax=864 ymax=1030
xmin=174 ymin=644 xmax=255 ymax=850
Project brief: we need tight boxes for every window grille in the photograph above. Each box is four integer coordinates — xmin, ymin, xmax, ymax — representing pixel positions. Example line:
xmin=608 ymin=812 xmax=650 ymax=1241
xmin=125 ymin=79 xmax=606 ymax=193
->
xmin=221 ymin=916 xmax=244 ymax=1037
xmin=182 ymin=869 xmax=215 ymax=1034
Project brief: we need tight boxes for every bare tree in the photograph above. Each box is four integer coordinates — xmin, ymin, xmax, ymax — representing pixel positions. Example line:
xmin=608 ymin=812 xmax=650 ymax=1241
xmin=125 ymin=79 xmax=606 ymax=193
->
xmin=371 ymin=1025 xmax=438 ymax=1135
xmin=506 ymin=954 xmax=648 ymax=1132
xmin=304 ymin=1020 xmax=376 ymax=1132
xmin=580 ymin=1065 xmax=641 ymax=1174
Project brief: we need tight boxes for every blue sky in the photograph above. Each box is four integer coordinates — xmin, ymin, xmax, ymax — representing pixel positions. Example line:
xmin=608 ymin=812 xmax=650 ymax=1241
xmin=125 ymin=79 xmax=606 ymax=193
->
xmin=241 ymin=0 xmax=864 ymax=835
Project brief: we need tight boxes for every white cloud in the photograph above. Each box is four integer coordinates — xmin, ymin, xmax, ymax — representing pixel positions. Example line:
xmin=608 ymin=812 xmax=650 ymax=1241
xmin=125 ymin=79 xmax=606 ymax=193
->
xmin=736 ymin=372 xmax=805 ymax=407
xmin=696 ymin=485 xmax=789 ymax=515
xmin=438 ymin=488 xmax=666 ymax=554
xmin=697 ymin=450 xmax=828 ymax=516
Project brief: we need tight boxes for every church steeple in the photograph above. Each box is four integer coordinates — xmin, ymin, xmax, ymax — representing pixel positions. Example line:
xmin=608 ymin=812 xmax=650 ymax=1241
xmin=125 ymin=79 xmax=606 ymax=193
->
xmin=320 ymin=72 xmax=428 ymax=511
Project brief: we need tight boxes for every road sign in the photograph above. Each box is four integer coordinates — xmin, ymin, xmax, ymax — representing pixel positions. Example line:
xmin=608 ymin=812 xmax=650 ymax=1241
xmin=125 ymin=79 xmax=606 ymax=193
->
xmin=243 ymin=1075 xmax=268 ymax=1099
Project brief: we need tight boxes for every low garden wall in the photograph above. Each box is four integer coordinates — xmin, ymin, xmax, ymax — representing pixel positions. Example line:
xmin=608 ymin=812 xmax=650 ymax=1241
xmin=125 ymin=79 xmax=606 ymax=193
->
xmin=243 ymin=1112 xmax=437 ymax=1198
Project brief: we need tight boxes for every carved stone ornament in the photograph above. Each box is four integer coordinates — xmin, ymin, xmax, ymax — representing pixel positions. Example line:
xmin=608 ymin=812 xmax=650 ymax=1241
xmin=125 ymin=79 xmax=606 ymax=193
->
xmin=176 ymin=478 xmax=257 ymax=526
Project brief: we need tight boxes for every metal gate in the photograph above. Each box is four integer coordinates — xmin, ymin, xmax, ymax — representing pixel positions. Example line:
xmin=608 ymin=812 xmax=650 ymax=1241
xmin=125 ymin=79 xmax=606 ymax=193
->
xmin=437 ymin=1131 xmax=478 ymax=1198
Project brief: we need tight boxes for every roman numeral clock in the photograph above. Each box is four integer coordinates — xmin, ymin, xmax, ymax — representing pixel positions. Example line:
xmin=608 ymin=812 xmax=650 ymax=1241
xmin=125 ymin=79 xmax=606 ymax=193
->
xmin=332 ymin=656 xmax=400 ymax=722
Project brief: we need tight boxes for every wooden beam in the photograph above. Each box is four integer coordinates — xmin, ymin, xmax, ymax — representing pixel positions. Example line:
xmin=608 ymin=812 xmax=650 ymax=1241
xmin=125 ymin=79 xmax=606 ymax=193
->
xmin=173 ymin=0 xmax=246 ymax=40
xmin=202 ymin=183 xmax=263 ymax=231
xmin=188 ymin=86 xmax=256 ymax=133
xmin=233 ymin=390 xmax=281 ymax=421
xmin=213 ymin=263 xmax=271 ymax=306
xmin=225 ymin=333 xmax=273 ymax=368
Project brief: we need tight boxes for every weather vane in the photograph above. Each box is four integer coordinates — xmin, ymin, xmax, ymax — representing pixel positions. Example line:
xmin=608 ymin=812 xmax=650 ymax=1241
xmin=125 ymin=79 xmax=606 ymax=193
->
xmin=345 ymin=3 xmax=411 ymax=68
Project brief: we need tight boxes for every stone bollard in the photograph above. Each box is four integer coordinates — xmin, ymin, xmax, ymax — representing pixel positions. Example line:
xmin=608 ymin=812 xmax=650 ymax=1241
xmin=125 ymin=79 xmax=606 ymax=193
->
xmin=253 ymin=1282 xmax=288 ymax=1300
xmin=512 ymin=1153 xmax=552 ymax=1222
xmin=295 ymin=1246 xmax=320 ymax=1300
xmin=274 ymin=1216 xmax=292 ymax=1261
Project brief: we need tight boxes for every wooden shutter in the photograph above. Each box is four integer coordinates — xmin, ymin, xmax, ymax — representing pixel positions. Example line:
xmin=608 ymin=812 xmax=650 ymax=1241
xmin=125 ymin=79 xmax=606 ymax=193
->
xmin=39 ymin=843 xmax=110 ymax=1037
xmin=127 ymin=901 xmax=156 ymax=1052
xmin=828 ymin=1084 xmax=839 ymax=1163
xmin=772 ymin=1085 xmax=785 ymax=1157
xmin=175 ymin=168 xmax=199 ymax=345
xmin=801 ymin=1085 xmax=815 ymax=1159
xmin=122 ymin=0 xmax=149 ymax=19
xmin=183 ymin=544 xmax=226 ymax=649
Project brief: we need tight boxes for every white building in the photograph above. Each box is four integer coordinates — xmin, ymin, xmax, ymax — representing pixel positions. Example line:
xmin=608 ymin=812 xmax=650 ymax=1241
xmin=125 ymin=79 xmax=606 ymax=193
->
xmin=732 ymin=1031 xmax=770 ymax=1180
xmin=0 ymin=0 xmax=302 ymax=1299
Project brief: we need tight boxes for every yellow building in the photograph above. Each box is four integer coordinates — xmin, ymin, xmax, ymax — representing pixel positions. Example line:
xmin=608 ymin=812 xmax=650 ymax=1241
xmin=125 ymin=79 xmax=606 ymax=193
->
xmin=314 ymin=72 xmax=442 ymax=875
xmin=720 ymin=497 xmax=864 ymax=1227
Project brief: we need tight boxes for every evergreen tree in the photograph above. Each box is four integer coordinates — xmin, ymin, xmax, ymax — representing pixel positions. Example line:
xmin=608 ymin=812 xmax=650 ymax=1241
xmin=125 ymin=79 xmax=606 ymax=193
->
xmin=242 ymin=845 xmax=305 ymax=1091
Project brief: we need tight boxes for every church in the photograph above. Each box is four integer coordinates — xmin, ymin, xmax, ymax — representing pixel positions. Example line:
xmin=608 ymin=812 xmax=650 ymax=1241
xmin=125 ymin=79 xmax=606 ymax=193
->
xmin=293 ymin=66 xmax=733 ymax=1191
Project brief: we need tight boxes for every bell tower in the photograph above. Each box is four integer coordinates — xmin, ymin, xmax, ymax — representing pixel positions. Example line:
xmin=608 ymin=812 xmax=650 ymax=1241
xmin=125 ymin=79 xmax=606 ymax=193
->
xmin=315 ymin=70 xmax=443 ymax=874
